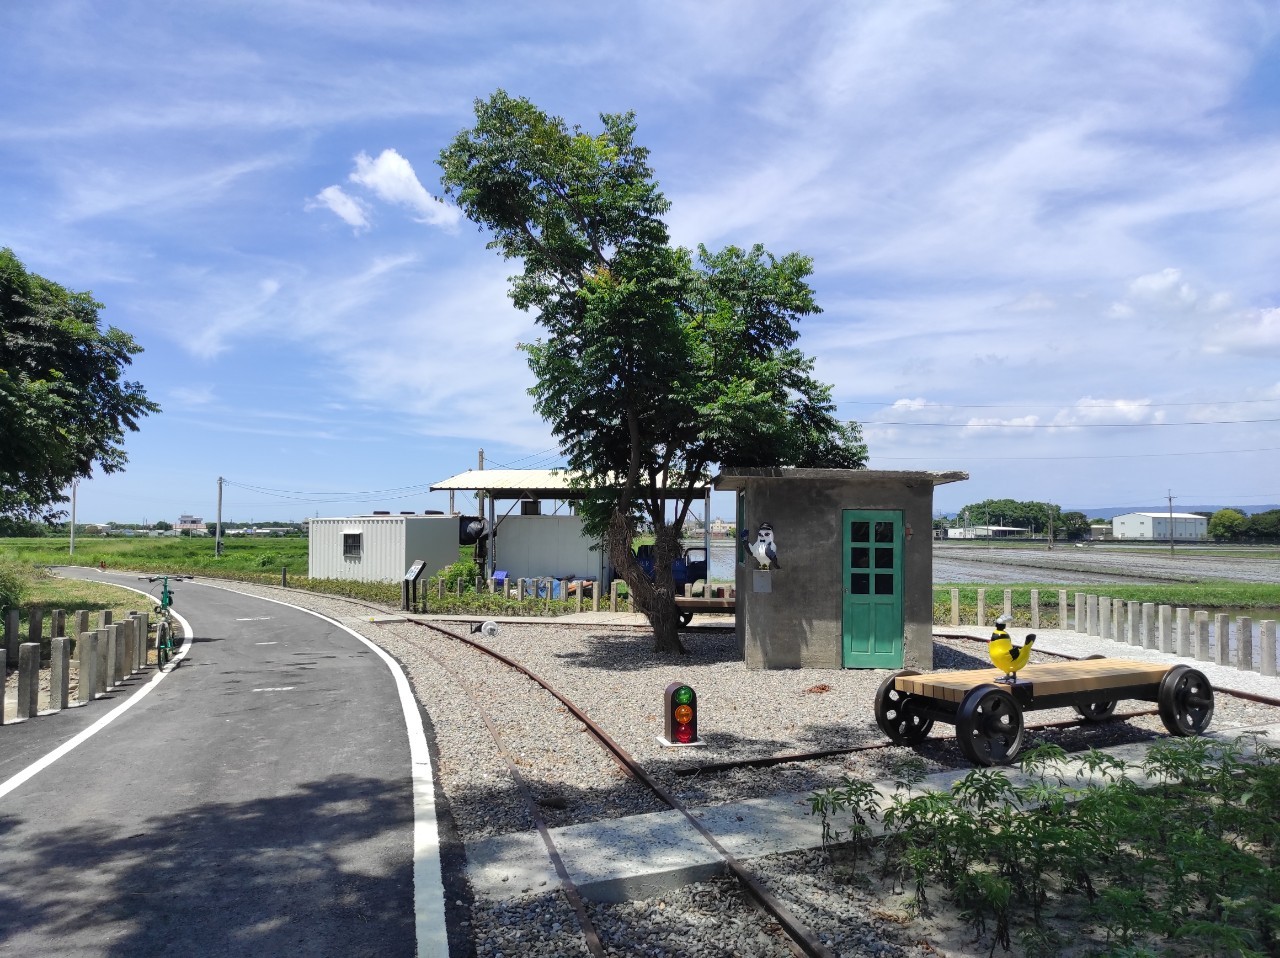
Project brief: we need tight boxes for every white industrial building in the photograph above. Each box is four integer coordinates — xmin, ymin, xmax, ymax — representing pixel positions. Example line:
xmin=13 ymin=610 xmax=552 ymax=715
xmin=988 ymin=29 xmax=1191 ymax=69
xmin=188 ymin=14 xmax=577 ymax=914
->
xmin=431 ymin=468 xmax=710 ymax=583
xmin=1111 ymin=512 xmax=1208 ymax=540
xmin=308 ymin=513 xmax=461 ymax=582
xmin=942 ymin=524 xmax=1027 ymax=539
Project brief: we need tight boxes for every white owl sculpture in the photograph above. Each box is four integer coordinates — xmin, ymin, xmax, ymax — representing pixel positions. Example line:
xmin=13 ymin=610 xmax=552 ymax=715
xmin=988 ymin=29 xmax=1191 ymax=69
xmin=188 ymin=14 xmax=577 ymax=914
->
xmin=750 ymin=523 xmax=779 ymax=569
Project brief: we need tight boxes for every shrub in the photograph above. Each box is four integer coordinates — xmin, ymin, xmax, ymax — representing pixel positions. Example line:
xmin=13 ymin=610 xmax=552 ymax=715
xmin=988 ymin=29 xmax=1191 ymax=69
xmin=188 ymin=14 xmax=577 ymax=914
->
xmin=0 ymin=559 xmax=30 ymax=614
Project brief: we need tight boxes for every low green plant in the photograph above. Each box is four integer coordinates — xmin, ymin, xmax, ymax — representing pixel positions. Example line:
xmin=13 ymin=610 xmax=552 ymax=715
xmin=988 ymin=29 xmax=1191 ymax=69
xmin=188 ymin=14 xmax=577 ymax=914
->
xmin=0 ymin=558 xmax=31 ymax=613
xmin=810 ymin=735 xmax=1280 ymax=956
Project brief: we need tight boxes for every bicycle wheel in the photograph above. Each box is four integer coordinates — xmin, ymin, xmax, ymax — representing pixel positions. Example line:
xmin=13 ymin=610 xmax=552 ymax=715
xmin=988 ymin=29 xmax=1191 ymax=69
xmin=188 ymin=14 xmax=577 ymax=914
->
xmin=156 ymin=620 xmax=170 ymax=667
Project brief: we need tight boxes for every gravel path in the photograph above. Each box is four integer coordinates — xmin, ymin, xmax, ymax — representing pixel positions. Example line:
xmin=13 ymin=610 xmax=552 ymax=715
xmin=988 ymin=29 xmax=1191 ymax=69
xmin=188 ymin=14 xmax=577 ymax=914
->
xmin=207 ymin=581 xmax=1280 ymax=958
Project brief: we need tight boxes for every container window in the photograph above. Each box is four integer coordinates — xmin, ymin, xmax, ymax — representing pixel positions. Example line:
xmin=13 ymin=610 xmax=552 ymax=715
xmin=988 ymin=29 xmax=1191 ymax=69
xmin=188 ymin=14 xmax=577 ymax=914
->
xmin=343 ymin=533 xmax=362 ymax=559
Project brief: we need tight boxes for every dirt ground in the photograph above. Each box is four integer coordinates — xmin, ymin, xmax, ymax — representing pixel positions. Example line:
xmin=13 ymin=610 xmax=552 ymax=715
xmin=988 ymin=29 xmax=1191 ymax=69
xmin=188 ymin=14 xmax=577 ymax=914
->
xmin=935 ymin=543 xmax=1280 ymax=584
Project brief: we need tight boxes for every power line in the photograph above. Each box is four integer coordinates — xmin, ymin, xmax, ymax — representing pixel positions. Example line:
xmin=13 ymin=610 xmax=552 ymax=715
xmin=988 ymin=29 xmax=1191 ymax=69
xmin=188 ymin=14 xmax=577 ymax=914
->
xmin=874 ymin=445 xmax=1280 ymax=462
xmin=862 ymin=417 xmax=1280 ymax=428
xmin=838 ymin=397 xmax=1280 ymax=409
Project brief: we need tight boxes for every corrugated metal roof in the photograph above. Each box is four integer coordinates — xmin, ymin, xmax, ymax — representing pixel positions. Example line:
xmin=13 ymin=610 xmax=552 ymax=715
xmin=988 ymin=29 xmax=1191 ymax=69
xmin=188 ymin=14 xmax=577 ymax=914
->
xmin=431 ymin=469 xmax=577 ymax=492
xmin=1118 ymin=512 xmax=1208 ymax=520
xmin=430 ymin=468 xmax=708 ymax=498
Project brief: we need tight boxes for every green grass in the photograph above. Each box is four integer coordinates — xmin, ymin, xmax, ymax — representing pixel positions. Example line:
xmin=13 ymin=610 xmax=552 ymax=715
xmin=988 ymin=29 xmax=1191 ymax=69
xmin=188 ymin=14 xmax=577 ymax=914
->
xmin=812 ymin=737 xmax=1280 ymax=957
xmin=0 ymin=535 xmax=309 ymax=576
xmin=0 ymin=537 xmax=631 ymax=620
xmin=2 ymin=569 xmax=150 ymax=660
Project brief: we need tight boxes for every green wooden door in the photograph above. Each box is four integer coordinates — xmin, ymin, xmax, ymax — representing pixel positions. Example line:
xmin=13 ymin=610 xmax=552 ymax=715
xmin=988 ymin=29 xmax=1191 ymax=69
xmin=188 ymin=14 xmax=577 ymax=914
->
xmin=842 ymin=510 xmax=904 ymax=668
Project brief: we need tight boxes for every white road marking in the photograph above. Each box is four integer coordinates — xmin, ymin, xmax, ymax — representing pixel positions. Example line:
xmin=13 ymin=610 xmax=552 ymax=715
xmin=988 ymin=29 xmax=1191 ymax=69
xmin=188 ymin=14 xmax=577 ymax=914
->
xmin=207 ymin=584 xmax=449 ymax=958
xmin=0 ymin=585 xmax=193 ymax=801
xmin=236 ymin=616 xmax=273 ymax=621
xmin=255 ymin=641 xmax=278 ymax=645
xmin=252 ymin=687 xmax=296 ymax=692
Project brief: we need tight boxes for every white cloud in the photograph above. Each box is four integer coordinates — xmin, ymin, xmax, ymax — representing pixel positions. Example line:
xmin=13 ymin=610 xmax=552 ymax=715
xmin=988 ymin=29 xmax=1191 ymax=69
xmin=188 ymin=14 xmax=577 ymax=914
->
xmin=1210 ymin=306 xmax=1280 ymax=356
xmin=1051 ymin=398 xmax=1162 ymax=426
xmin=168 ymin=385 xmax=216 ymax=407
xmin=889 ymin=398 xmax=931 ymax=412
xmin=348 ymin=149 xmax=461 ymax=229
xmin=1003 ymin=292 xmax=1055 ymax=312
xmin=308 ymin=185 xmax=370 ymax=231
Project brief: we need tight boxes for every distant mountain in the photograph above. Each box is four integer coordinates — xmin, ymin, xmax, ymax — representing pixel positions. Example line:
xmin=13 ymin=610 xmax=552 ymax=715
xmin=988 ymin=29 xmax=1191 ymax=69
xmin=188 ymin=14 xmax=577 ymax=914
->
xmin=936 ymin=504 xmax=1280 ymax=522
xmin=1066 ymin=504 xmax=1280 ymax=519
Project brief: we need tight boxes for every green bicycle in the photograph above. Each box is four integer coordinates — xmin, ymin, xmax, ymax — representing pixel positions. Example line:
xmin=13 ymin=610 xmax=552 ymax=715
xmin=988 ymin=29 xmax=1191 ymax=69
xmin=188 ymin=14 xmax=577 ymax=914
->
xmin=140 ymin=575 xmax=192 ymax=667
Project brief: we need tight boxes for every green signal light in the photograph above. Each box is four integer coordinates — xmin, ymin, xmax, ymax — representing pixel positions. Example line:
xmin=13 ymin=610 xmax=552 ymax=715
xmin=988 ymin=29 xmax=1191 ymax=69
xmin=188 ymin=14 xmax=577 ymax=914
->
xmin=673 ymin=685 xmax=693 ymax=706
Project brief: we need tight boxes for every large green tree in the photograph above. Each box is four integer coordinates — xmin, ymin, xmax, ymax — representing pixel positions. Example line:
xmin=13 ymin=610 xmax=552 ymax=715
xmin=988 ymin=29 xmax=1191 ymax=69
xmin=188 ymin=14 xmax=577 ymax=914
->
xmin=954 ymin=499 xmax=1064 ymax=538
xmin=1208 ymin=508 xmax=1247 ymax=541
xmin=0 ymin=249 xmax=159 ymax=521
xmin=440 ymin=91 xmax=865 ymax=652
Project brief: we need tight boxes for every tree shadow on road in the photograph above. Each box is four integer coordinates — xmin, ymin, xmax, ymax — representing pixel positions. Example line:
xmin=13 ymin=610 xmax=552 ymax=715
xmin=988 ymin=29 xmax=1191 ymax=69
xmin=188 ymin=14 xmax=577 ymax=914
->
xmin=0 ymin=774 xmax=433 ymax=957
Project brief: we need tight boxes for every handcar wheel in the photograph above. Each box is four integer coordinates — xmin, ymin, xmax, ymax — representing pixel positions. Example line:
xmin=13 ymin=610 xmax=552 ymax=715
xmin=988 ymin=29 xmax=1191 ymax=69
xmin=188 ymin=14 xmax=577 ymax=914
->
xmin=677 ymin=611 xmax=694 ymax=628
xmin=1074 ymin=654 xmax=1117 ymax=722
xmin=875 ymin=669 xmax=934 ymax=745
xmin=956 ymin=684 xmax=1025 ymax=767
xmin=1158 ymin=665 xmax=1214 ymax=736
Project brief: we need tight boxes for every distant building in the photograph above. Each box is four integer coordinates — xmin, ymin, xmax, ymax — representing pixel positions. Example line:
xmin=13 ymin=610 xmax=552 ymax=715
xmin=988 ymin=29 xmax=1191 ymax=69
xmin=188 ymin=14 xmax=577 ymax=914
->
xmin=708 ymin=517 xmax=734 ymax=536
xmin=176 ymin=514 xmax=207 ymax=535
xmin=1112 ymin=512 xmax=1208 ymax=540
xmin=943 ymin=524 xmax=1026 ymax=539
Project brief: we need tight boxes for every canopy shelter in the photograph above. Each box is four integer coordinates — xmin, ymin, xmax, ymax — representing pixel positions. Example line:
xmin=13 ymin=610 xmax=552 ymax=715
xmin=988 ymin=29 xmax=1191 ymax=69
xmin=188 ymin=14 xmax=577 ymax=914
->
xmin=430 ymin=469 xmax=712 ymax=581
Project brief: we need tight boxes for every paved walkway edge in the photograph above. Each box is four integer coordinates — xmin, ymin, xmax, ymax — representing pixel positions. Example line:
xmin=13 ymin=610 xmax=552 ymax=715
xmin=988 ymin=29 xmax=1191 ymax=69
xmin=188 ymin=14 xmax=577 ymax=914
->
xmin=467 ymin=721 xmax=1280 ymax=903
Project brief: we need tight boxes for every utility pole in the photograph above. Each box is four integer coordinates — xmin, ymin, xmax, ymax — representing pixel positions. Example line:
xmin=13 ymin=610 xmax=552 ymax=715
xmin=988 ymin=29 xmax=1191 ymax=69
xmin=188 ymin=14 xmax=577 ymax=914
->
xmin=1167 ymin=489 xmax=1175 ymax=558
xmin=216 ymin=476 xmax=224 ymax=557
xmin=1047 ymin=509 xmax=1054 ymax=551
xmin=476 ymin=448 xmax=485 ymax=519
xmin=69 ymin=480 xmax=77 ymax=555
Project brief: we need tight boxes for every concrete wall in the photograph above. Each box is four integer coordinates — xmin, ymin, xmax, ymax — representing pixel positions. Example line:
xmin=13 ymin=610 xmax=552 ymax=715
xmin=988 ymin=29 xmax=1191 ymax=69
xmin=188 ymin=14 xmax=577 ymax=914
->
xmin=731 ymin=475 xmax=936 ymax=671
xmin=491 ymin=515 xmax=603 ymax=580
xmin=308 ymin=516 xmax=459 ymax=582
xmin=1112 ymin=513 xmax=1208 ymax=540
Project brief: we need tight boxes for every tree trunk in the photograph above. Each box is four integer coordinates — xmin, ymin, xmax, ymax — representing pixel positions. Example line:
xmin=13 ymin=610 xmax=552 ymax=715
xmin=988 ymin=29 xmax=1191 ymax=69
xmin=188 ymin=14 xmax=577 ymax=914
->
xmin=609 ymin=510 xmax=686 ymax=655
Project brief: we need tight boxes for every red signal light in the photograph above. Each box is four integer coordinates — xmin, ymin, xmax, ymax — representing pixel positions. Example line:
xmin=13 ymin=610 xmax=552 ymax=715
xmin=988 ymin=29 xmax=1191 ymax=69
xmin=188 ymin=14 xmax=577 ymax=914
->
xmin=664 ymin=681 xmax=699 ymax=745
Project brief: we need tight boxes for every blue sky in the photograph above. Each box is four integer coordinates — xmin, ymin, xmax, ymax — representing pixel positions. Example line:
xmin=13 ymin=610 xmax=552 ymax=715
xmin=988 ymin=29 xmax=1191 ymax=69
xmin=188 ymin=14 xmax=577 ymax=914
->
xmin=4 ymin=1 xmax=1280 ymax=525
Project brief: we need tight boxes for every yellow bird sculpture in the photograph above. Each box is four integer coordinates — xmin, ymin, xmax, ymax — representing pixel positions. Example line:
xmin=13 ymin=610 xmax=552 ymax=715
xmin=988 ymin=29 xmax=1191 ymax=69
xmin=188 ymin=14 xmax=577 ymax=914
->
xmin=989 ymin=616 xmax=1036 ymax=683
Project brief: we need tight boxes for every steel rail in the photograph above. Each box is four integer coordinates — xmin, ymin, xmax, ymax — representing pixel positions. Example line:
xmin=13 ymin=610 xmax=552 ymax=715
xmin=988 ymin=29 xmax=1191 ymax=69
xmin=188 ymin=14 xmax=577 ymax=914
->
xmin=405 ymin=636 xmax=609 ymax=958
xmin=408 ymin=616 xmax=833 ymax=958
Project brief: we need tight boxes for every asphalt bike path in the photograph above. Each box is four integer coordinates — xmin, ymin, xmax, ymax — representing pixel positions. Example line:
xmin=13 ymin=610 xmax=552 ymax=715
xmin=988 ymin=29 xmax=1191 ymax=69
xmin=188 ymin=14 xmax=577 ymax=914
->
xmin=0 ymin=569 xmax=445 ymax=957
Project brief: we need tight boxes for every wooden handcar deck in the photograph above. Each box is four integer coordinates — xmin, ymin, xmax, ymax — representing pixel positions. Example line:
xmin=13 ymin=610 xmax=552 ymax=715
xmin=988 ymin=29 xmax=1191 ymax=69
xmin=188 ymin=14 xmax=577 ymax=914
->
xmin=895 ymin=658 xmax=1171 ymax=705
xmin=876 ymin=656 xmax=1213 ymax=766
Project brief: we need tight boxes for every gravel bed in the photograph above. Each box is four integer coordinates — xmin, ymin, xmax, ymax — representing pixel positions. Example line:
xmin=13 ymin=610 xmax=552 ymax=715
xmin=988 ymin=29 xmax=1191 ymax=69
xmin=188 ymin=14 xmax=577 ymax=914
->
xmin=205 ymin=582 xmax=1280 ymax=958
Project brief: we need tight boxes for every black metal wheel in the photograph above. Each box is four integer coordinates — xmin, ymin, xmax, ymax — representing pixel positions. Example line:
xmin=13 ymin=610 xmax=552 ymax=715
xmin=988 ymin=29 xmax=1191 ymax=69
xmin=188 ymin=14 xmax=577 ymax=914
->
xmin=1158 ymin=665 xmax=1214 ymax=736
xmin=1074 ymin=654 xmax=1117 ymax=722
xmin=875 ymin=669 xmax=934 ymax=745
xmin=956 ymin=684 xmax=1025 ymax=766
xmin=677 ymin=610 xmax=694 ymax=628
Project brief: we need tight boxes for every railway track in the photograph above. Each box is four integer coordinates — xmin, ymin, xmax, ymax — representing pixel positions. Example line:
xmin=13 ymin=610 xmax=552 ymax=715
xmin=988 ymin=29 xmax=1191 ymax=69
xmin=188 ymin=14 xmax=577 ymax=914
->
xmin=400 ymin=616 xmax=1280 ymax=958
xmin=197 ymin=579 xmax=1280 ymax=956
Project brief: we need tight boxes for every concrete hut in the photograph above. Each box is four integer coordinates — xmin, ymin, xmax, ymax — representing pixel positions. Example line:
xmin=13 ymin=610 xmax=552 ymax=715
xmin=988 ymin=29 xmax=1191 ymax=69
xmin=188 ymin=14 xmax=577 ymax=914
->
xmin=714 ymin=468 xmax=967 ymax=671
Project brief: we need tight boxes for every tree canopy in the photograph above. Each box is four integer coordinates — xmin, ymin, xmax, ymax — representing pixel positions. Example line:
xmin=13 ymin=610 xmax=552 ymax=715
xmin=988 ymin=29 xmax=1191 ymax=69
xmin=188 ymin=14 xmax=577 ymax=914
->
xmin=0 ymin=248 xmax=159 ymax=521
xmin=440 ymin=91 xmax=866 ymax=652
xmin=1208 ymin=508 xmax=1248 ymax=541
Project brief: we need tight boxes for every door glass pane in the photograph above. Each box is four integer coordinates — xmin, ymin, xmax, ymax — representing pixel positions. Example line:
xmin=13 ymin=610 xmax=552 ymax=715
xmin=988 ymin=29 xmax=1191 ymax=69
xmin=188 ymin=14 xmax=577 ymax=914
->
xmin=850 ymin=521 xmax=870 ymax=543
xmin=875 ymin=573 xmax=894 ymax=595
xmin=850 ymin=573 xmax=870 ymax=594
xmin=874 ymin=521 xmax=894 ymax=543
xmin=850 ymin=547 xmax=870 ymax=569
xmin=875 ymin=547 xmax=894 ymax=569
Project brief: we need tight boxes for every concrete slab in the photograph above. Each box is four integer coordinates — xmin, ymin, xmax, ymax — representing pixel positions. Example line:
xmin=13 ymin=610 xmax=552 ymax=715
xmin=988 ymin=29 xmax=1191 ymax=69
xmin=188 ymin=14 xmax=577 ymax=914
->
xmin=466 ymin=721 xmax=1280 ymax=903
